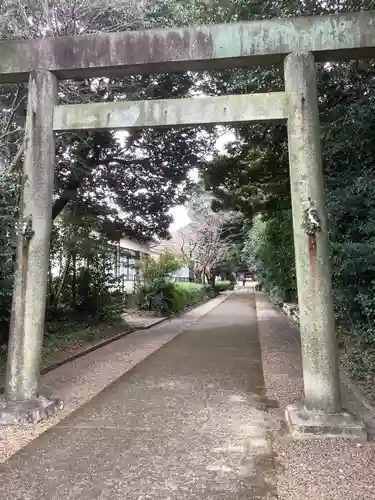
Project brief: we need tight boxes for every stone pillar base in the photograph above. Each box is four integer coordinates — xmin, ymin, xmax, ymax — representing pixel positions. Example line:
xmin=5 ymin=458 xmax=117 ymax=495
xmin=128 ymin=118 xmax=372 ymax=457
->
xmin=0 ymin=395 xmax=63 ymax=426
xmin=286 ymin=404 xmax=367 ymax=440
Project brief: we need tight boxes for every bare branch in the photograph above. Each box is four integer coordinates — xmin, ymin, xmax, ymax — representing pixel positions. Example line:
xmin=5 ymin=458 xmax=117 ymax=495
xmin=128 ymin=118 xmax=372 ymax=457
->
xmin=9 ymin=139 xmax=25 ymax=171
xmin=0 ymin=128 xmax=24 ymax=143
xmin=2 ymin=85 xmax=22 ymax=134
xmin=78 ymin=6 xmax=110 ymax=34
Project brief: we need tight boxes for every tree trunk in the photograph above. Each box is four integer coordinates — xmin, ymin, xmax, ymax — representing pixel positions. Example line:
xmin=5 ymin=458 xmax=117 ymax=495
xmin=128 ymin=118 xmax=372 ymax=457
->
xmin=201 ymin=269 xmax=206 ymax=284
xmin=71 ymin=251 xmax=77 ymax=308
xmin=53 ymin=252 xmax=71 ymax=308
xmin=207 ymin=270 xmax=216 ymax=287
xmin=47 ymin=260 xmax=53 ymax=307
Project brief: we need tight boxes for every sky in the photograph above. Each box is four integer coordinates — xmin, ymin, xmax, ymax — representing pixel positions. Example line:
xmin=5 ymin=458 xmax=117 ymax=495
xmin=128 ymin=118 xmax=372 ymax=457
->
xmin=169 ymin=131 xmax=235 ymax=231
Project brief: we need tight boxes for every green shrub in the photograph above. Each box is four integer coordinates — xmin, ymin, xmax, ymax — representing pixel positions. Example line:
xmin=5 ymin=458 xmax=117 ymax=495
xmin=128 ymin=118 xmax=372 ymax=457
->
xmin=228 ymin=274 xmax=237 ymax=286
xmin=0 ymin=172 xmax=18 ymax=344
xmin=204 ymin=284 xmax=216 ymax=298
xmin=137 ymin=252 xmax=197 ymax=315
xmin=139 ymin=281 xmax=210 ymax=315
xmin=138 ymin=278 xmax=175 ymax=315
xmin=49 ymin=265 xmax=126 ymax=324
xmin=242 ymin=211 xmax=297 ymax=303
xmin=172 ymin=282 xmax=207 ymax=312
xmin=214 ymin=280 xmax=233 ymax=293
xmin=138 ymin=251 xmax=185 ymax=283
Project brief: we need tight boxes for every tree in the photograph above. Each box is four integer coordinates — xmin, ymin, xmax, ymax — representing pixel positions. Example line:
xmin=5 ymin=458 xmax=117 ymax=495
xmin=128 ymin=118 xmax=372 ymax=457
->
xmin=242 ymin=211 xmax=296 ymax=303
xmin=0 ymin=0 xmax=153 ymax=168
xmin=0 ymin=171 xmax=19 ymax=343
xmin=178 ymin=183 xmax=241 ymax=285
xmin=0 ymin=0 xmax=216 ymax=341
xmin=53 ymin=126 xmax=208 ymax=241
xmin=49 ymin=209 xmax=127 ymax=322
xmin=0 ymin=0 xmax=213 ymax=240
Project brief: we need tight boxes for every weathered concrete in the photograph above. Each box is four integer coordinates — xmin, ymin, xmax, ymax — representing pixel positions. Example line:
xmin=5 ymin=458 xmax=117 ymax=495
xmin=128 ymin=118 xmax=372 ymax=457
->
xmin=0 ymin=291 xmax=278 ymax=499
xmin=5 ymin=71 xmax=57 ymax=402
xmin=53 ymin=92 xmax=287 ymax=131
xmin=286 ymin=404 xmax=366 ymax=440
xmin=281 ymin=299 xmax=375 ymax=435
xmin=1 ymin=11 xmax=375 ymax=83
xmin=0 ymin=395 xmax=63 ymax=426
xmin=284 ymin=52 xmax=341 ymax=414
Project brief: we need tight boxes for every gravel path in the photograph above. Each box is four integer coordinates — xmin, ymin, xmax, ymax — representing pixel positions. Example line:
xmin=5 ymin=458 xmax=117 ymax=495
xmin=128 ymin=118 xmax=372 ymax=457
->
xmin=3 ymin=288 xmax=373 ymax=499
xmin=0 ymin=294 xmax=229 ymax=464
xmin=255 ymin=292 xmax=375 ymax=500
xmin=0 ymin=291 xmax=276 ymax=499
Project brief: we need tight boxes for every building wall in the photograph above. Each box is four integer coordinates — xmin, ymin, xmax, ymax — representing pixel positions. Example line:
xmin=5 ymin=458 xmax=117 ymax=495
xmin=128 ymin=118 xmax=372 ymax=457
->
xmin=149 ymin=238 xmax=193 ymax=282
xmin=172 ymin=265 xmax=190 ymax=281
xmin=117 ymin=237 xmax=153 ymax=293
xmin=115 ymin=236 xmax=193 ymax=293
xmin=119 ymin=236 xmax=151 ymax=255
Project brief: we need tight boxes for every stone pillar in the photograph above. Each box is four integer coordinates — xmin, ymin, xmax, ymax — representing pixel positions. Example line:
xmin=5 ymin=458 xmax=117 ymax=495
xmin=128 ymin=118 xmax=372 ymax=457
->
xmin=284 ymin=52 xmax=341 ymax=414
xmin=5 ymin=71 xmax=57 ymax=403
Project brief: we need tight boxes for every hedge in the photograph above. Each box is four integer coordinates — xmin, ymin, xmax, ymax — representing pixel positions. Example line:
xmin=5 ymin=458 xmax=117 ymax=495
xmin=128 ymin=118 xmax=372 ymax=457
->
xmin=214 ymin=280 xmax=234 ymax=294
xmin=139 ymin=279 xmax=234 ymax=316
xmin=139 ymin=281 xmax=215 ymax=315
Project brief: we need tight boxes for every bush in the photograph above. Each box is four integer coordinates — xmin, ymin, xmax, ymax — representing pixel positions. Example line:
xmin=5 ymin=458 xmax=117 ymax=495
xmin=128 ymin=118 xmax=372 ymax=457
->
xmin=242 ymin=211 xmax=297 ymax=303
xmin=137 ymin=252 xmax=225 ymax=315
xmin=228 ymin=273 xmax=237 ymax=286
xmin=138 ymin=278 xmax=175 ymax=315
xmin=204 ymin=284 xmax=216 ymax=298
xmin=49 ymin=264 xmax=126 ymax=324
xmin=73 ymin=268 xmax=126 ymax=322
xmin=138 ymin=251 xmax=185 ymax=283
xmin=214 ymin=280 xmax=233 ymax=294
xmin=137 ymin=252 xmax=191 ymax=315
xmin=139 ymin=281 xmax=210 ymax=315
xmin=0 ymin=172 xmax=19 ymax=344
xmin=171 ymin=282 xmax=208 ymax=312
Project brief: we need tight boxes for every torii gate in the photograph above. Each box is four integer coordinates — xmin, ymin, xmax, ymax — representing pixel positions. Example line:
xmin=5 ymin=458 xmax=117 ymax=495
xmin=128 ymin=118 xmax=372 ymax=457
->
xmin=0 ymin=10 xmax=373 ymax=437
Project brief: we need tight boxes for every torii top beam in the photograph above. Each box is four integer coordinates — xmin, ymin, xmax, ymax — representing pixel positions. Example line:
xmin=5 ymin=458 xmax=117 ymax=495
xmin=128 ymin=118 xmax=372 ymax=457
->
xmin=0 ymin=10 xmax=374 ymax=83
